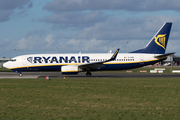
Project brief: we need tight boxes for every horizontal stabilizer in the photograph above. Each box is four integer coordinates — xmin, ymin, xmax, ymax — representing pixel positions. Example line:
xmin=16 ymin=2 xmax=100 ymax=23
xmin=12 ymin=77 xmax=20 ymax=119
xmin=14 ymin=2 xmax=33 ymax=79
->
xmin=154 ymin=52 xmax=175 ymax=58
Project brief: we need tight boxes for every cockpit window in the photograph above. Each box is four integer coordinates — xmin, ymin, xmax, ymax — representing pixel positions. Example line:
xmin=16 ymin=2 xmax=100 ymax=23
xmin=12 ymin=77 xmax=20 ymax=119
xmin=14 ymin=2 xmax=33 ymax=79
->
xmin=9 ymin=59 xmax=16 ymax=62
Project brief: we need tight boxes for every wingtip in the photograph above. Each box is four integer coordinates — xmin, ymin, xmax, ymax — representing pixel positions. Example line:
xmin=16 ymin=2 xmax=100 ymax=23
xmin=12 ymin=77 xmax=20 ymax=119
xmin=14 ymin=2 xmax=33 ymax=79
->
xmin=110 ymin=48 xmax=119 ymax=60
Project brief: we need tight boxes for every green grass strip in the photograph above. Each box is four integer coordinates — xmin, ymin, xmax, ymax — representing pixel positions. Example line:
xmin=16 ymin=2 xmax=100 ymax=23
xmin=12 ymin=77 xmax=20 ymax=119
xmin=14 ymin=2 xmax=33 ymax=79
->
xmin=0 ymin=78 xmax=180 ymax=119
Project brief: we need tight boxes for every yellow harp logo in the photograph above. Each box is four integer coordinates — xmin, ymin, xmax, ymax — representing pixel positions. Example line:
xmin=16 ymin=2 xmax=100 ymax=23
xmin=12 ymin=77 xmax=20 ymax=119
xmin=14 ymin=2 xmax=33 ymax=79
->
xmin=154 ymin=34 xmax=166 ymax=49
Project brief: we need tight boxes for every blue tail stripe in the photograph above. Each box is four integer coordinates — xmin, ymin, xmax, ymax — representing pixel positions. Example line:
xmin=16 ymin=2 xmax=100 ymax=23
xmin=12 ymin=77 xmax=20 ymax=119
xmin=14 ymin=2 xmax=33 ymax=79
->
xmin=131 ymin=22 xmax=172 ymax=54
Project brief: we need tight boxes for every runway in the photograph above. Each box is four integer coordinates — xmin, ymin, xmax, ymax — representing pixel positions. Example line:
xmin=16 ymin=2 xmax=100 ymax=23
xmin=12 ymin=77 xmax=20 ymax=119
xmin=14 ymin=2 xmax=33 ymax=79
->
xmin=0 ymin=72 xmax=180 ymax=79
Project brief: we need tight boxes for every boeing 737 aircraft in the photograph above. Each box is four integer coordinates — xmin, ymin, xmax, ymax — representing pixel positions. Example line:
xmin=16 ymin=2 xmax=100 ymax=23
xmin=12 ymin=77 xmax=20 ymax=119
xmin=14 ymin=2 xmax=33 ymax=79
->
xmin=3 ymin=22 xmax=174 ymax=76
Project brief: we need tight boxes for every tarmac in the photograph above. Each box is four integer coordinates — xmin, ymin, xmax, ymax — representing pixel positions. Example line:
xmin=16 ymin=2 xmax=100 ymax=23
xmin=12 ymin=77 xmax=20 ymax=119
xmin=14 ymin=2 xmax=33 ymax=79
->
xmin=0 ymin=72 xmax=180 ymax=79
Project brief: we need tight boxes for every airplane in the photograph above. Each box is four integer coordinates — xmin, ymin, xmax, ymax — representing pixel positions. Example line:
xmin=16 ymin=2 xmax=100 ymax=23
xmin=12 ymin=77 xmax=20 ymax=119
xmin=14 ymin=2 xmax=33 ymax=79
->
xmin=3 ymin=22 xmax=175 ymax=77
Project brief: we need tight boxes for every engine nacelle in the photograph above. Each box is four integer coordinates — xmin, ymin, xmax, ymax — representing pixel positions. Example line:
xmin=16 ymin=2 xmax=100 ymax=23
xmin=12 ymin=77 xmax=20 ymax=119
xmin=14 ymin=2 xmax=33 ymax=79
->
xmin=61 ymin=65 xmax=79 ymax=74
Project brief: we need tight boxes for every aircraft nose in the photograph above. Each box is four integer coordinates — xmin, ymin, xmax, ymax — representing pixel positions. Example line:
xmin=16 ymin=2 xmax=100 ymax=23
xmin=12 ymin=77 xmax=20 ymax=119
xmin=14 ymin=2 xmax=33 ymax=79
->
xmin=3 ymin=62 xmax=9 ymax=69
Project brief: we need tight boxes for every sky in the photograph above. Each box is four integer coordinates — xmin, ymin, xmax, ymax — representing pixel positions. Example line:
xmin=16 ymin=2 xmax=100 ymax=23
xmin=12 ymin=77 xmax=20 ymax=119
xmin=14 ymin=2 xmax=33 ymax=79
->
xmin=1 ymin=0 xmax=180 ymax=58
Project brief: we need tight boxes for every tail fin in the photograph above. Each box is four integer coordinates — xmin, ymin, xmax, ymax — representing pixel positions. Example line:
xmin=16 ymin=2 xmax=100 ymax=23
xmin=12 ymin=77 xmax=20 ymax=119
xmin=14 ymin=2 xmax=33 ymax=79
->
xmin=131 ymin=22 xmax=172 ymax=54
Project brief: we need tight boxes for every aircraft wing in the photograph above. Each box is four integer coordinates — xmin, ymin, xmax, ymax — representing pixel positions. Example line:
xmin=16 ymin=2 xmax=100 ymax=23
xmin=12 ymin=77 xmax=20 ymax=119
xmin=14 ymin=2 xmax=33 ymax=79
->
xmin=154 ymin=52 xmax=175 ymax=58
xmin=78 ymin=49 xmax=119 ymax=70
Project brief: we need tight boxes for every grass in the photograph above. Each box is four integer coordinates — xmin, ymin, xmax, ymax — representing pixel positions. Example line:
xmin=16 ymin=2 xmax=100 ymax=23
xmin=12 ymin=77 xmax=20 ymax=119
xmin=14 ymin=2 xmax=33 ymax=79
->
xmin=0 ymin=67 xmax=12 ymax=72
xmin=1 ymin=78 xmax=180 ymax=119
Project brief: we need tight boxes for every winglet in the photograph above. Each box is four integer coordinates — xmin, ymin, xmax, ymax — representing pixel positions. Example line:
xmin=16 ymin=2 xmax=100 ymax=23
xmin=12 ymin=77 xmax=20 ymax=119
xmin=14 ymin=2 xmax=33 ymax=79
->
xmin=78 ymin=48 xmax=120 ymax=70
xmin=110 ymin=48 xmax=119 ymax=60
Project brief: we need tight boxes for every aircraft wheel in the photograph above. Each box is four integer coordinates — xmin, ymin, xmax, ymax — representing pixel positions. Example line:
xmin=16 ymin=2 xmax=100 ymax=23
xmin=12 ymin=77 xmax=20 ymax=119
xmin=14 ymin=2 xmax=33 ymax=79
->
xmin=19 ymin=73 xmax=23 ymax=77
xmin=86 ymin=71 xmax=92 ymax=77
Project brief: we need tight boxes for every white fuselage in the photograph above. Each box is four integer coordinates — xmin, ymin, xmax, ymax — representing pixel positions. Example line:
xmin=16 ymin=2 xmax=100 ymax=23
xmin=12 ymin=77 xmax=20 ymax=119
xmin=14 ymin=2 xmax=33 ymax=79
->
xmin=3 ymin=53 xmax=164 ymax=72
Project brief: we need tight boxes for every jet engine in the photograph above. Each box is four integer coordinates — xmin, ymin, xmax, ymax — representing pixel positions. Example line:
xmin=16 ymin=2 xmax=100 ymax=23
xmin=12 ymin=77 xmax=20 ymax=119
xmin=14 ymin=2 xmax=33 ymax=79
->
xmin=61 ymin=65 xmax=79 ymax=74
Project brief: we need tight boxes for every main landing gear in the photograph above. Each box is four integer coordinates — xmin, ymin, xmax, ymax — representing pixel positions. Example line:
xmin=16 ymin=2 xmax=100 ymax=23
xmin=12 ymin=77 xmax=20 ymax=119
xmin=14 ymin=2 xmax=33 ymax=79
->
xmin=86 ymin=71 xmax=92 ymax=77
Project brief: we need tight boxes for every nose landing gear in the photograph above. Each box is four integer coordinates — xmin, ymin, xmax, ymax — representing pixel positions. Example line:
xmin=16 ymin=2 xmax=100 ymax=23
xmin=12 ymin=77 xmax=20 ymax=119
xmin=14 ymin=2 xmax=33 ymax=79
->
xmin=13 ymin=71 xmax=23 ymax=77
xmin=19 ymin=73 xmax=23 ymax=77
